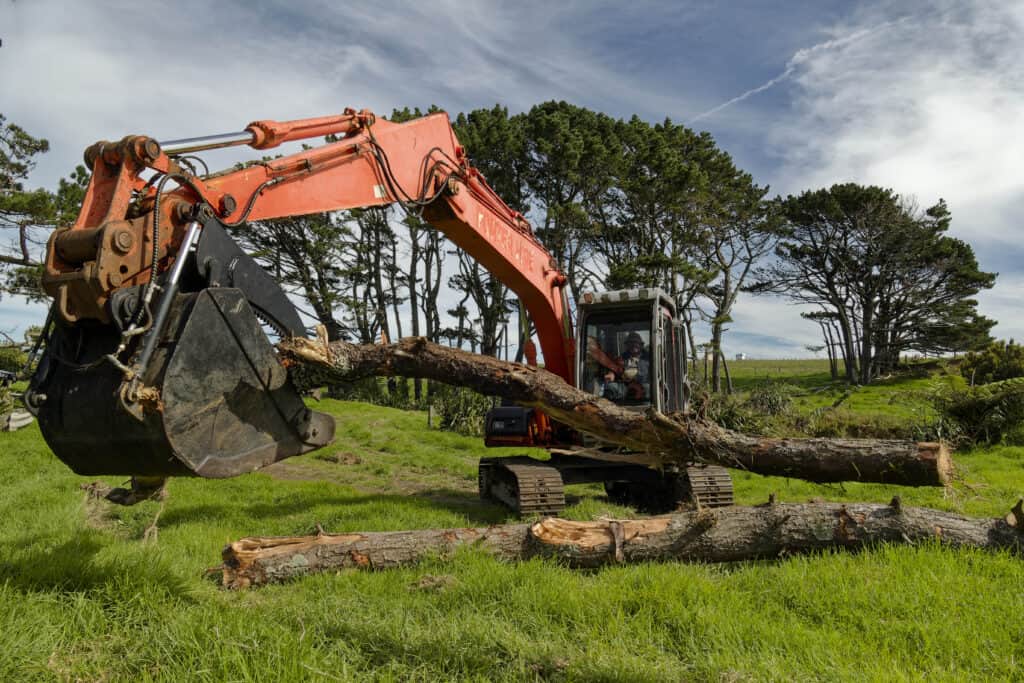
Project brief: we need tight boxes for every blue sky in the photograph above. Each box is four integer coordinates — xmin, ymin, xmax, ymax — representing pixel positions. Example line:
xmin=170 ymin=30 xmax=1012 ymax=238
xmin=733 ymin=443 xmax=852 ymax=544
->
xmin=2 ymin=0 xmax=1022 ymax=357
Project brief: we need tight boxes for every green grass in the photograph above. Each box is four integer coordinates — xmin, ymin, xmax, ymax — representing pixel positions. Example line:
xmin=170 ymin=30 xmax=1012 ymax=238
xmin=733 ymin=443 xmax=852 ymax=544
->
xmin=2 ymin=370 xmax=1024 ymax=680
xmin=726 ymin=357 xmax=838 ymax=391
xmin=711 ymin=359 xmax=973 ymax=441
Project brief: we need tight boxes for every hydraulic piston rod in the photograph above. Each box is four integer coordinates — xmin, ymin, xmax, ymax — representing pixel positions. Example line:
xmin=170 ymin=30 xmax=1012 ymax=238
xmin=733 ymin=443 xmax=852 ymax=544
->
xmin=159 ymin=131 xmax=256 ymax=155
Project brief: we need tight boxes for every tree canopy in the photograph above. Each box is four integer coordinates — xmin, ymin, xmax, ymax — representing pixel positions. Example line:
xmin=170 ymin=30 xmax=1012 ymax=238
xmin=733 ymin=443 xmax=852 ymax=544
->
xmin=755 ymin=184 xmax=995 ymax=383
xmin=0 ymin=114 xmax=88 ymax=301
xmin=1 ymin=110 xmax=1000 ymax=390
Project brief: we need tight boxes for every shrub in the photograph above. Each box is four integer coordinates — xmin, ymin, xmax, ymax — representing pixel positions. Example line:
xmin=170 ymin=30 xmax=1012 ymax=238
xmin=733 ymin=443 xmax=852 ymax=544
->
xmin=326 ymin=376 xmax=425 ymax=411
xmin=429 ymin=383 xmax=493 ymax=436
xmin=696 ymin=389 xmax=770 ymax=435
xmin=745 ymin=382 xmax=800 ymax=416
xmin=961 ymin=340 xmax=1024 ymax=385
xmin=0 ymin=345 xmax=26 ymax=374
xmin=928 ymin=377 xmax=1024 ymax=446
xmin=324 ymin=377 xmax=490 ymax=434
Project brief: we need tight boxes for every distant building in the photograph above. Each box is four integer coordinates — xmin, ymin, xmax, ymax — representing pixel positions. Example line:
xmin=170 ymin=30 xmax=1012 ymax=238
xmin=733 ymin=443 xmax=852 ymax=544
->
xmin=735 ymin=353 xmax=747 ymax=361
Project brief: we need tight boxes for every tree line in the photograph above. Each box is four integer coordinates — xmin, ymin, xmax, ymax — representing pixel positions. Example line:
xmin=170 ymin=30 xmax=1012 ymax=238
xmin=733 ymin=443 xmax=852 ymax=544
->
xmin=0 ymin=104 xmax=996 ymax=388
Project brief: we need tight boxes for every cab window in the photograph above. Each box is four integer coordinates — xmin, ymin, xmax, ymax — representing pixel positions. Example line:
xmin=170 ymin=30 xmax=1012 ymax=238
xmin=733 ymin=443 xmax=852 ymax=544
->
xmin=580 ymin=311 xmax=652 ymax=406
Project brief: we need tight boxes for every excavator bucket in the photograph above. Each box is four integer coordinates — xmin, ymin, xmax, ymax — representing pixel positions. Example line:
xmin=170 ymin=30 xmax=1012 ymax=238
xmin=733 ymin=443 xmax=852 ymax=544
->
xmin=30 ymin=287 xmax=334 ymax=478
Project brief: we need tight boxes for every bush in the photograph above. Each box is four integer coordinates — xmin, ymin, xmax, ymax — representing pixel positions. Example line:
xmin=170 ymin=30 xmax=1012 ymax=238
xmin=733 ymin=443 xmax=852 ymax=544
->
xmin=928 ymin=377 xmax=1024 ymax=446
xmin=326 ymin=376 xmax=426 ymax=411
xmin=745 ymin=382 xmax=800 ymax=416
xmin=695 ymin=388 xmax=770 ymax=435
xmin=429 ymin=383 xmax=493 ymax=436
xmin=961 ymin=340 xmax=1024 ymax=385
xmin=0 ymin=346 xmax=26 ymax=374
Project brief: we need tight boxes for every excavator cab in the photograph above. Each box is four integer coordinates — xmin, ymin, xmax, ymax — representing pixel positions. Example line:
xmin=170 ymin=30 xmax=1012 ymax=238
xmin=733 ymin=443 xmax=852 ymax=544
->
xmin=480 ymin=289 xmax=731 ymax=516
xmin=576 ymin=288 xmax=688 ymax=413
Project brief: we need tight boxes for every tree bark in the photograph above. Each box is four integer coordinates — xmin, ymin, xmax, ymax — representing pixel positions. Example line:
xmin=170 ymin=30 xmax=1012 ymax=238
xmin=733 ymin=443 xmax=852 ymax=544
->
xmin=278 ymin=334 xmax=953 ymax=487
xmin=218 ymin=498 xmax=1024 ymax=588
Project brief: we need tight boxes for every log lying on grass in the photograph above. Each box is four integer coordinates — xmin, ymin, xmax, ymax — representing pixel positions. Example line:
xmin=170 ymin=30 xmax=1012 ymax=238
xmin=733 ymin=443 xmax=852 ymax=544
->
xmin=219 ymin=499 xmax=1024 ymax=588
xmin=278 ymin=334 xmax=953 ymax=487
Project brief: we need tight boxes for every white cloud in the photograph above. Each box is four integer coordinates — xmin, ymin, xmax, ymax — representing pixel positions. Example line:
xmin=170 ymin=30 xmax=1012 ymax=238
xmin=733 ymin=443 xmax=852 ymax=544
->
xmin=3 ymin=0 xmax=1021 ymax=352
xmin=773 ymin=3 xmax=1024 ymax=202
xmin=759 ymin=1 xmax=1024 ymax=342
xmin=2 ymin=1 xmax=706 ymax=190
xmin=688 ymin=16 xmax=909 ymax=125
xmin=702 ymin=296 xmax=823 ymax=359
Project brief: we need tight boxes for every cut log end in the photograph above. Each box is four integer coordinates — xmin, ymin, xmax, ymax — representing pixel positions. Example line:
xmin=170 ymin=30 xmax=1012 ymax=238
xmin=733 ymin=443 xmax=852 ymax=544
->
xmin=919 ymin=441 xmax=954 ymax=487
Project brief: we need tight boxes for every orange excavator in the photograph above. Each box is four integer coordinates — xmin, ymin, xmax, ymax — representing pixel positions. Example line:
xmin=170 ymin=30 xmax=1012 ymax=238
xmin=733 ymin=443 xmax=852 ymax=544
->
xmin=27 ymin=108 xmax=732 ymax=514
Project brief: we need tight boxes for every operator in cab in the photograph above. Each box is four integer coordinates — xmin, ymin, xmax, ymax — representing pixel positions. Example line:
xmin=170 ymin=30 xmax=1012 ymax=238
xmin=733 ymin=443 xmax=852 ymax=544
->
xmin=618 ymin=331 xmax=651 ymax=399
xmin=585 ymin=329 xmax=651 ymax=403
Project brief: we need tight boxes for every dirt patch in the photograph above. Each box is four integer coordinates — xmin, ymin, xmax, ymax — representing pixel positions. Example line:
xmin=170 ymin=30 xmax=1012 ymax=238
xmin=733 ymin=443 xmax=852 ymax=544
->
xmin=261 ymin=460 xmax=342 ymax=482
xmin=409 ymin=574 xmax=458 ymax=592
xmin=315 ymin=451 xmax=363 ymax=465
xmin=79 ymin=482 xmax=120 ymax=532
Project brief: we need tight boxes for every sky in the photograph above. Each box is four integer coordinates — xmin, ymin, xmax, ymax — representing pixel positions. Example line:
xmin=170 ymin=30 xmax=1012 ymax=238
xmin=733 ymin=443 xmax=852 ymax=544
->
xmin=1 ymin=0 xmax=1022 ymax=358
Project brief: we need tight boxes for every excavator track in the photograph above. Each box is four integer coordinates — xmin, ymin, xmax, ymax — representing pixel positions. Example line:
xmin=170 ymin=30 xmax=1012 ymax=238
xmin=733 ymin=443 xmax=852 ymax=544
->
xmin=685 ymin=464 xmax=734 ymax=508
xmin=479 ymin=457 xmax=566 ymax=516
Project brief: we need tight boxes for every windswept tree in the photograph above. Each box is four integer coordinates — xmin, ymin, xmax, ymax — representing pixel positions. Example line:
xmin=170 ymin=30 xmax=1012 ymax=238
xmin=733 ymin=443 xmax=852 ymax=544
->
xmin=518 ymin=101 xmax=619 ymax=300
xmin=0 ymin=114 xmax=88 ymax=300
xmin=233 ymin=212 xmax=348 ymax=340
xmin=756 ymin=185 xmax=995 ymax=383
xmin=592 ymin=116 xmax=774 ymax=385
xmin=444 ymin=106 xmax=531 ymax=357
xmin=691 ymin=149 xmax=777 ymax=392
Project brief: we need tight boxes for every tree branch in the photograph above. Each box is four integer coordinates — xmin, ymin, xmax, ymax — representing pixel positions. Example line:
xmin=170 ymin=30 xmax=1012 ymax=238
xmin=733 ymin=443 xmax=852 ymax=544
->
xmin=278 ymin=334 xmax=953 ymax=487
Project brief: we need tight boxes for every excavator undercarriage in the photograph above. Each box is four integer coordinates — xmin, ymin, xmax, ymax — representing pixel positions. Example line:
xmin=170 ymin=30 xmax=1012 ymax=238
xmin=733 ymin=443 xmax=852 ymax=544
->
xmin=479 ymin=455 xmax=734 ymax=516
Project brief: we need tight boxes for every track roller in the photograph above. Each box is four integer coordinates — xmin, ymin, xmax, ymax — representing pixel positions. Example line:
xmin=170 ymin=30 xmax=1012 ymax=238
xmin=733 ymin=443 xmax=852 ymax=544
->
xmin=479 ymin=457 xmax=565 ymax=516
xmin=603 ymin=464 xmax=734 ymax=512
xmin=684 ymin=464 xmax=734 ymax=508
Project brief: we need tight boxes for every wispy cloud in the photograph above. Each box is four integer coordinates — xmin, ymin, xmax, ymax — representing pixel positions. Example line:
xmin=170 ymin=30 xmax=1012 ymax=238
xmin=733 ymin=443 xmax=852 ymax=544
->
xmin=765 ymin=1 xmax=1024 ymax=341
xmin=688 ymin=17 xmax=909 ymax=125
xmin=3 ymin=0 xmax=1021 ymax=350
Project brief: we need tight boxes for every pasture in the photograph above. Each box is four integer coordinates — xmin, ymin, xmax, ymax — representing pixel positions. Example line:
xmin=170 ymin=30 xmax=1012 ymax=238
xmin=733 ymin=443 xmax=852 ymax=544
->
xmin=1 ymin=362 xmax=1022 ymax=681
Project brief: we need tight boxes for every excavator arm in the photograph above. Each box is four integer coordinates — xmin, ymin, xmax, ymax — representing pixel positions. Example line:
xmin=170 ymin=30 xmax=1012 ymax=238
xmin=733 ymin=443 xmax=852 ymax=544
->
xmin=43 ymin=108 xmax=574 ymax=378
xmin=31 ymin=108 xmax=575 ymax=479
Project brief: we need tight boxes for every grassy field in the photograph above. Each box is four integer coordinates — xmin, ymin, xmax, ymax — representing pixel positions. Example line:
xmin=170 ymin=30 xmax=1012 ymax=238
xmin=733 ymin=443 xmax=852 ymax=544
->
xmin=2 ymin=365 xmax=1023 ymax=681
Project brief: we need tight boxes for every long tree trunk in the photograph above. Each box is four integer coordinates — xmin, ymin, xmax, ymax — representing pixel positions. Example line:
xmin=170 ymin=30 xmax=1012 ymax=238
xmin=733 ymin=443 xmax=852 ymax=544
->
xmin=836 ymin=308 xmax=859 ymax=384
xmin=718 ymin=349 xmax=733 ymax=394
xmin=710 ymin=320 xmax=723 ymax=392
xmin=365 ymin=209 xmax=392 ymax=345
xmin=219 ymin=499 xmax=1024 ymax=588
xmin=406 ymin=221 xmax=422 ymax=400
xmin=279 ymin=334 xmax=952 ymax=487
xmin=860 ymin=303 xmax=874 ymax=384
xmin=822 ymin=321 xmax=838 ymax=381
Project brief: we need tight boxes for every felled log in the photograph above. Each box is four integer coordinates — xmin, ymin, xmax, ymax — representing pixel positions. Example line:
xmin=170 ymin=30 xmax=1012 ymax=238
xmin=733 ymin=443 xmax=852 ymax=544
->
xmin=2 ymin=409 xmax=34 ymax=432
xmin=219 ymin=498 xmax=1024 ymax=588
xmin=277 ymin=334 xmax=952 ymax=487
